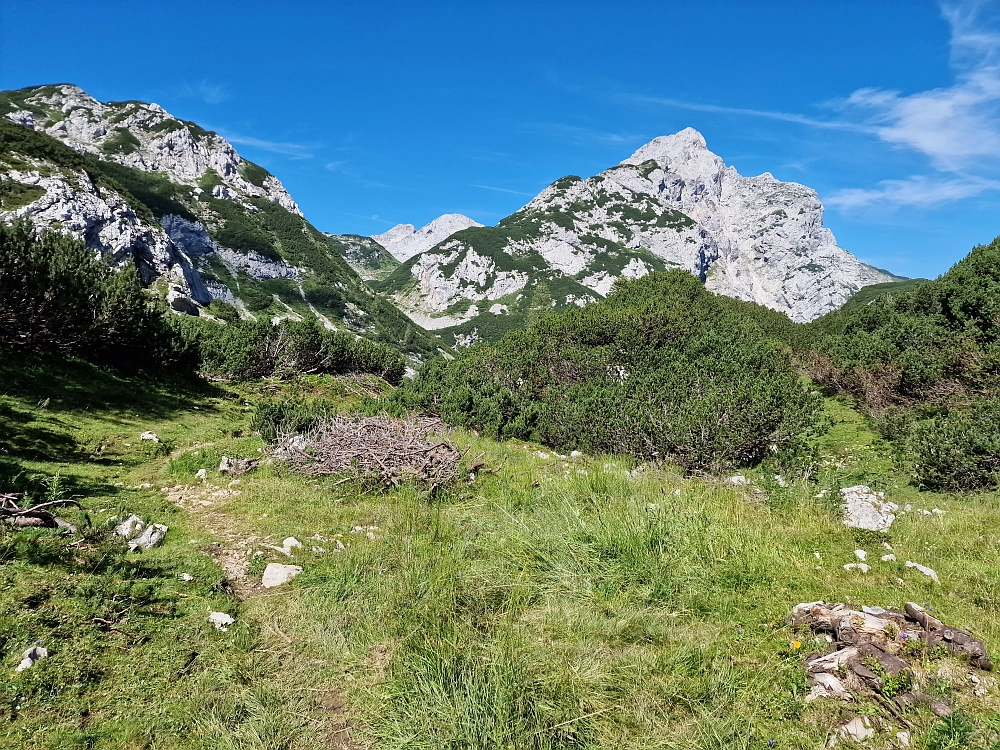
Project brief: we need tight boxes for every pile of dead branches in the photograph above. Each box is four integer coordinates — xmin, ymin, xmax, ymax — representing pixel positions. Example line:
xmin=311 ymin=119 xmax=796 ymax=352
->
xmin=273 ymin=415 xmax=464 ymax=489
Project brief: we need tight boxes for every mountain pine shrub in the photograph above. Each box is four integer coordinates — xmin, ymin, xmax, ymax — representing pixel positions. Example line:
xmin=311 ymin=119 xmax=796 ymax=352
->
xmin=0 ymin=220 xmax=196 ymax=372
xmin=906 ymin=400 xmax=1000 ymax=491
xmin=194 ymin=319 xmax=405 ymax=384
xmin=399 ymin=271 xmax=819 ymax=472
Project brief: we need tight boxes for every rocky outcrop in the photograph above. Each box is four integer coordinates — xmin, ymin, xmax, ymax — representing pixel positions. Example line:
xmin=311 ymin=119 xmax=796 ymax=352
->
xmin=374 ymin=214 xmax=483 ymax=261
xmin=5 ymin=85 xmax=300 ymax=215
xmin=0 ymin=165 xmax=208 ymax=303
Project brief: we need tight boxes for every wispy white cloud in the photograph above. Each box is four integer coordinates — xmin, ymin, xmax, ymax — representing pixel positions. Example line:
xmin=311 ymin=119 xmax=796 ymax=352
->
xmin=177 ymin=80 xmax=230 ymax=105
xmin=224 ymin=134 xmax=313 ymax=159
xmin=826 ymin=1 xmax=1000 ymax=207
xmin=826 ymin=174 xmax=1000 ymax=209
xmin=471 ymin=184 xmax=534 ymax=196
xmin=631 ymin=2 xmax=1000 ymax=210
xmin=631 ymin=95 xmax=875 ymax=133
xmin=524 ymin=122 xmax=639 ymax=146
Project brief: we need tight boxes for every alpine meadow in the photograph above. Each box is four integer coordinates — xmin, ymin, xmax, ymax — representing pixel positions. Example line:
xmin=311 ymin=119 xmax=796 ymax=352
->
xmin=1 ymin=3 xmax=1000 ymax=749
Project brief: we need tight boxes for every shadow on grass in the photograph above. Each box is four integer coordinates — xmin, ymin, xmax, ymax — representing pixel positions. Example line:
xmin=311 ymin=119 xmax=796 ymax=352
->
xmin=0 ymin=351 xmax=221 ymax=415
xmin=0 ymin=351 xmax=224 ymax=467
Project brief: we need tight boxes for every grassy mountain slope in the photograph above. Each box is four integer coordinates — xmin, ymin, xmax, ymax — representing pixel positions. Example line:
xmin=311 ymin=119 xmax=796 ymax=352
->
xmin=840 ymin=278 xmax=927 ymax=310
xmin=1 ymin=350 xmax=997 ymax=748
xmin=324 ymin=233 xmax=400 ymax=281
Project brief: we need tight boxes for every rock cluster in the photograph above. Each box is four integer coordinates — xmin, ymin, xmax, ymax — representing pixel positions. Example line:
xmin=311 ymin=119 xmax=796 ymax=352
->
xmin=791 ymin=601 xmax=992 ymax=740
xmin=840 ymin=485 xmax=898 ymax=532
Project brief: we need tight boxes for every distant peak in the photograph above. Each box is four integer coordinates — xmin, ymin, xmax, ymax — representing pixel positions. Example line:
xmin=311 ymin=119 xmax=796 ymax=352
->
xmin=373 ymin=213 xmax=483 ymax=261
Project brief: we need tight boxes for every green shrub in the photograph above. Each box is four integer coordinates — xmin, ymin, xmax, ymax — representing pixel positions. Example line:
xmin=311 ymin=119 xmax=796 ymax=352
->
xmin=906 ymin=400 xmax=1000 ymax=491
xmin=398 ymin=272 xmax=819 ymax=472
xmin=804 ymin=235 xmax=1000 ymax=408
xmin=238 ymin=285 xmax=273 ymax=312
xmin=195 ymin=319 xmax=405 ymax=385
xmin=207 ymin=300 xmax=241 ymax=324
xmin=248 ymin=398 xmax=339 ymax=441
xmin=0 ymin=220 xmax=196 ymax=373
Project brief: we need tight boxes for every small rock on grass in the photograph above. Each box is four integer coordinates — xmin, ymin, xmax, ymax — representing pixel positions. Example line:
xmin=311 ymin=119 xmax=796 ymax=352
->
xmin=261 ymin=563 xmax=303 ymax=588
xmin=905 ymin=561 xmax=940 ymax=583
xmin=129 ymin=523 xmax=167 ymax=551
xmin=829 ymin=716 xmax=874 ymax=746
xmin=209 ymin=612 xmax=235 ymax=631
xmin=15 ymin=646 xmax=47 ymax=672
xmin=841 ymin=485 xmax=897 ymax=532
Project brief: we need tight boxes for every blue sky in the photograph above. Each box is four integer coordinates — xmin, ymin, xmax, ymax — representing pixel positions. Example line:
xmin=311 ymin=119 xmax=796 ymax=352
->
xmin=2 ymin=0 xmax=999 ymax=279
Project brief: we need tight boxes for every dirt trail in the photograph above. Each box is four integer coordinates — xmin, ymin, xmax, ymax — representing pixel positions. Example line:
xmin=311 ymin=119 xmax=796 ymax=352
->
xmin=162 ymin=482 xmax=266 ymax=598
xmin=162 ymin=481 xmax=366 ymax=748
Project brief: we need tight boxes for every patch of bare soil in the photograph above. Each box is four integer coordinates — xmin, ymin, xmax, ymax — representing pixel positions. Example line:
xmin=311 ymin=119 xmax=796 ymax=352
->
xmin=162 ymin=482 xmax=266 ymax=598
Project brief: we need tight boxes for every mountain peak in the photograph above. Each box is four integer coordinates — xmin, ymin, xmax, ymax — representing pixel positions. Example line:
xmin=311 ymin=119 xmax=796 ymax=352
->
xmin=621 ymin=127 xmax=719 ymax=173
xmin=373 ymin=213 xmax=483 ymax=261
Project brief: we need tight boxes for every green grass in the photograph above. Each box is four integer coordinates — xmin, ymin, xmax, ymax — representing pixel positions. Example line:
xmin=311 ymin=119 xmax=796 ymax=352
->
xmin=0 ymin=354 xmax=998 ymax=748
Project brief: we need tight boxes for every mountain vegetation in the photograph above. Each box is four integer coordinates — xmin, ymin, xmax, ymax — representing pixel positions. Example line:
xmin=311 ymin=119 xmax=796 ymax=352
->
xmin=395 ymin=271 xmax=818 ymax=472
xmin=1 ymin=83 xmax=999 ymax=750
xmin=0 ymin=85 xmax=440 ymax=357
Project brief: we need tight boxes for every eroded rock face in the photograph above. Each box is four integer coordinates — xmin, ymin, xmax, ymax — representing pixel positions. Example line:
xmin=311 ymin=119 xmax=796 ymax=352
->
xmin=8 ymin=85 xmax=300 ymax=215
xmin=388 ymin=128 xmax=895 ymax=340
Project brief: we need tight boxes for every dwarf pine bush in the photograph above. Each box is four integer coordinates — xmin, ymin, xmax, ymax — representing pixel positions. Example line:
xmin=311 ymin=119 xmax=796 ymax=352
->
xmin=399 ymin=271 xmax=819 ymax=472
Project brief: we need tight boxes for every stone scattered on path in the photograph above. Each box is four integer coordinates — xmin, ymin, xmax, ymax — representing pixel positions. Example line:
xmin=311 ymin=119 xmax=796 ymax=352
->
xmin=219 ymin=456 xmax=258 ymax=476
xmin=195 ymin=468 xmax=208 ymax=481
xmin=261 ymin=563 xmax=303 ymax=588
xmin=268 ymin=537 xmax=303 ymax=556
xmin=841 ymin=485 xmax=897 ymax=532
xmin=209 ymin=612 xmax=235 ymax=631
xmin=15 ymin=646 xmax=48 ymax=672
xmin=905 ymin=561 xmax=940 ymax=584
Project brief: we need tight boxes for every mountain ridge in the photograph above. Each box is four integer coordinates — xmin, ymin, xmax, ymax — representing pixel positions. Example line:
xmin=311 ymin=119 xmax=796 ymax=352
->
xmin=0 ymin=84 xmax=439 ymax=355
xmin=377 ymin=128 xmax=895 ymax=345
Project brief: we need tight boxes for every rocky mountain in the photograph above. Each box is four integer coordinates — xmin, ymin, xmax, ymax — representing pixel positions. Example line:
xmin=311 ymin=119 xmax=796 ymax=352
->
xmin=0 ymin=84 xmax=438 ymax=355
xmin=374 ymin=214 xmax=482 ymax=261
xmin=375 ymin=128 xmax=896 ymax=346
xmin=322 ymin=233 xmax=399 ymax=281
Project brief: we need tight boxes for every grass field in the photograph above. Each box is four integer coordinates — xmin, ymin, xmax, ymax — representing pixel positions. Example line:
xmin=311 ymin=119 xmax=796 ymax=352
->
xmin=0 ymin=356 xmax=997 ymax=749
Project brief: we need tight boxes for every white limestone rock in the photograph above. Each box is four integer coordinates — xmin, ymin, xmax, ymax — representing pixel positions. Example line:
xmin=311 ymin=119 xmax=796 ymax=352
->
xmin=261 ymin=563 xmax=303 ymax=588
xmin=841 ymin=485 xmax=898 ymax=532
xmin=15 ymin=646 xmax=48 ymax=673
xmin=7 ymin=85 xmax=301 ymax=215
xmin=374 ymin=213 xmax=483 ymax=261
xmin=208 ymin=611 xmax=235 ymax=631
